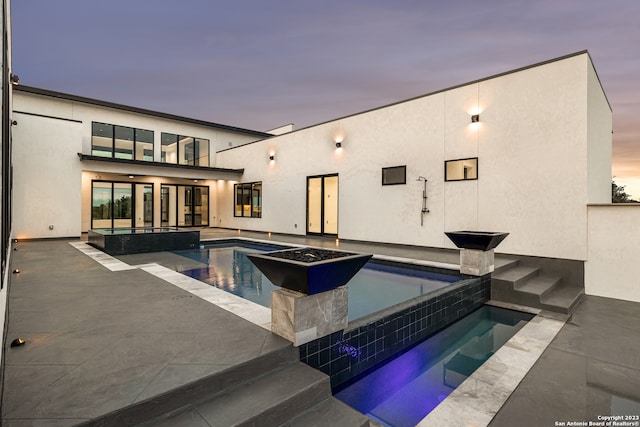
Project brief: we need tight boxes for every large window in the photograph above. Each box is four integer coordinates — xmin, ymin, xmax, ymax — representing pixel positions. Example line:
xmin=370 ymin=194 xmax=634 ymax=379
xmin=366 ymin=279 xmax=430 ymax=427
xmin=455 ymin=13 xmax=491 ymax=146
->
xmin=91 ymin=181 xmax=153 ymax=229
xmin=161 ymin=133 xmax=209 ymax=166
xmin=445 ymin=158 xmax=478 ymax=181
xmin=235 ymin=182 xmax=262 ymax=218
xmin=92 ymin=122 xmax=154 ymax=161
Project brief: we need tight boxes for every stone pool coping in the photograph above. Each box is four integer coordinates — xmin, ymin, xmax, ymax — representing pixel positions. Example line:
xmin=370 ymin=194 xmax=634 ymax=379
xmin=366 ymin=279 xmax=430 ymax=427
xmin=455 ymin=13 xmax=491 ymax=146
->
xmin=70 ymin=239 xmax=567 ymax=426
xmin=419 ymin=301 xmax=567 ymax=427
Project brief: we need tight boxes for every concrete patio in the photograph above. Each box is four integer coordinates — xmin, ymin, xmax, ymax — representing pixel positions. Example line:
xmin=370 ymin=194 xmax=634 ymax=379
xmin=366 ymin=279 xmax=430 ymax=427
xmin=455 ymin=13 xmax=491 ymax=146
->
xmin=2 ymin=231 xmax=639 ymax=426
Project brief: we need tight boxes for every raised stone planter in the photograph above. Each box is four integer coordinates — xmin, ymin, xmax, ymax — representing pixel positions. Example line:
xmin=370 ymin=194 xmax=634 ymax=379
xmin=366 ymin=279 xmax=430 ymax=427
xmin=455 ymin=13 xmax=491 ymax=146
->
xmin=246 ymin=248 xmax=372 ymax=295
xmin=445 ymin=231 xmax=509 ymax=276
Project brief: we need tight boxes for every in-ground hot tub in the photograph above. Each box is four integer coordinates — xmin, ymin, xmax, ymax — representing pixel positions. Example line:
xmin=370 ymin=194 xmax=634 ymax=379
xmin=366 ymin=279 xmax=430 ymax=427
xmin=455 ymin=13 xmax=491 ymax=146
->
xmin=88 ymin=227 xmax=200 ymax=255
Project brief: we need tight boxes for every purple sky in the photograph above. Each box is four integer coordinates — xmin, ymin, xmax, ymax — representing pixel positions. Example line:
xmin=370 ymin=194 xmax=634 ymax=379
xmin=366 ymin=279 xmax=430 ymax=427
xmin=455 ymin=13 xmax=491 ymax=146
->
xmin=11 ymin=1 xmax=640 ymax=198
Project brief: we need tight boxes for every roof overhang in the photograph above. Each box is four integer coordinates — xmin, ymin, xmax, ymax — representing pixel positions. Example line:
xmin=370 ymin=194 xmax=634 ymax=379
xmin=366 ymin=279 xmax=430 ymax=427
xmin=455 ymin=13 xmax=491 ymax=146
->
xmin=77 ymin=153 xmax=244 ymax=179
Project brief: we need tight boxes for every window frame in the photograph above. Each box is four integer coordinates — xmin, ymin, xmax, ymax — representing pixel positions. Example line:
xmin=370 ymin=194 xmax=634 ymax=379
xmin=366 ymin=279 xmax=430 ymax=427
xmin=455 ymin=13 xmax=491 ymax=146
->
xmin=161 ymin=132 xmax=210 ymax=166
xmin=444 ymin=157 xmax=479 ymax=182
xmin=91 ymin=180 xmax=155 ymax=229
xmin=91 ymin=122 xmax=154 ymax=161
xmin=234 ymin=182 xmax=262 ymax=218
xmin=382 ymin=165 xmax=407 ymax=186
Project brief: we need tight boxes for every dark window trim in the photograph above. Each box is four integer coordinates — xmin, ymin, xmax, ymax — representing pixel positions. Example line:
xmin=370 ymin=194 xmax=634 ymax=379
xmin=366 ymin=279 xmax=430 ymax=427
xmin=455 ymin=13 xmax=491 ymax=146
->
xmin=91 ymin=122 xmax=155 ymax=161
xmin=234 ymin=181 xmax=262 ymax=218
xmin=444 ymin=157 xmax=479 ymax=182
xmin=91 ymin=180 xmax=155 ymax=229
xmin=160 ymin=183 xmax=210 ymax=227
xmin=382 ymin=165 xmax=407 ymax=186
xmin=161 ymin=132 xmax=210 ymax=167
xmin=306 ymin=173 xmax=339 ymax=237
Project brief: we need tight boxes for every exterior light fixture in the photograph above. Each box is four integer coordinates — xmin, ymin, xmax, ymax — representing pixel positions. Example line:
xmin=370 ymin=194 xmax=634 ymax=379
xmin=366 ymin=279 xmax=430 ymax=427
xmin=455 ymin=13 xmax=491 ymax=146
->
xmin=193 ymin=179 xmax=198 ymax=183
xmin=471 ymin=114 xmax=480 ymax=123
xmin=128 ymin=175 xmax=135 ymax=179
xmin=12 ymin=269 xmax=20 ymax=274
xmin=269 ymin=155 xmax=275 ymax=161
xmin=335 ymin=142 xmax=342 ymax=148
xmin=11 ymin=338 xmax=26 ymax=347
xmin=10 ymin=73 xmax=19 ymax=85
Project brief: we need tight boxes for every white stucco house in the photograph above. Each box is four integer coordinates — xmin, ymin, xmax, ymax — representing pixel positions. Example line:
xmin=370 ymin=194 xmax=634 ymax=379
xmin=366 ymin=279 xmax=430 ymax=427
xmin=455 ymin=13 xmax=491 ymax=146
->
xmin=4 ymin=50 xmax=640 ymax=308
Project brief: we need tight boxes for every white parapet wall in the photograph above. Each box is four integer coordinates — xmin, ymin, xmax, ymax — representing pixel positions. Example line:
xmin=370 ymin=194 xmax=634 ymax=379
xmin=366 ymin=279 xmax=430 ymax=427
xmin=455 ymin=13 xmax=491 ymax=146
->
xmin=586 ymin=204 xmax=640 ymax=303
xmin=216 ymin=52 xmax=612 ymax=262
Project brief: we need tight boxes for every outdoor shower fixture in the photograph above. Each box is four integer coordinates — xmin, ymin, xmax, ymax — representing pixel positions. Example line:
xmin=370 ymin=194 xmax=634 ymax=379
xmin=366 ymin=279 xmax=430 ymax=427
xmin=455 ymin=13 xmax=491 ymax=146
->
xmin=417 ymin=176 xmax=429 ymax=225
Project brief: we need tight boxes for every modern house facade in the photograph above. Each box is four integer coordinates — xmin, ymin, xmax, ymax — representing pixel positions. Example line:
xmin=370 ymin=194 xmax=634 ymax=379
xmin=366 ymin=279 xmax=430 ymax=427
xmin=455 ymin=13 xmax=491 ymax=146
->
xmin=11 ymin=86 xmax=270 ymax=239
xmin=7 ymin=50 xmax=640 ymax=306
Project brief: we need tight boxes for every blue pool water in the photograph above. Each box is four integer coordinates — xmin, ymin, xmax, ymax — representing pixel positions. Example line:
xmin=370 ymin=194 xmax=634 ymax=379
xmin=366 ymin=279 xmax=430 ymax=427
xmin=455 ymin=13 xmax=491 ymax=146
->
xmin=173 ymin=243 xmax=459 ymax=321
xmin=334 ymin=305 xmax=534 ymax=427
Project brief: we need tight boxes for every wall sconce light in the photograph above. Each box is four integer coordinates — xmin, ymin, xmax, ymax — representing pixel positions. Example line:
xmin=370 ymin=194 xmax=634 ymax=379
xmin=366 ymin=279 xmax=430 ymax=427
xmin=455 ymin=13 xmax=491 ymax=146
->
xmin=10 ymin=338 xmax=26 ymax=347
xmin=335 ymin=142 xmax=342 ymax=148
xmin=10 ymin=73 xmax=19 ymax=85
xmin=471 ymin=114 xmax=480 ymax=123
xmin=269 ymin=155 xmax=275 ymax=161
xmin=11 ymin=120 xmax=17 ymax=126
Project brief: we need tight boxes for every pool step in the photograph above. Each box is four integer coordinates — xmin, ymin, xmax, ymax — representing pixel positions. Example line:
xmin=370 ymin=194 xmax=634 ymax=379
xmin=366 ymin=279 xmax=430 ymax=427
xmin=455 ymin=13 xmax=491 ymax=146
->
xmin=492 ymin=263 xmax=583 ymax=314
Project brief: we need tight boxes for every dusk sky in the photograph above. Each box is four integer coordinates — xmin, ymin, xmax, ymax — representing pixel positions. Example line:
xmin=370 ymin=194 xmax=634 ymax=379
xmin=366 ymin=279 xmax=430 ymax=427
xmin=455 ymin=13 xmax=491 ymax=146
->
xmin=11 ymin=1 xmax=640 ymax=199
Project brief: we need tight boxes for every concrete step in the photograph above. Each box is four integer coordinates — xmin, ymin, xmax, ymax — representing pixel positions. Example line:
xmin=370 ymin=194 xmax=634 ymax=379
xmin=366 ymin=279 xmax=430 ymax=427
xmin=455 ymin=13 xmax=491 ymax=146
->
xmin=492 ymin=265 xmax=540 ymax=288
xmin=86 ymin=344 xmax=299 ymax=427
xmin=284 ymin=397 xmax=372 ymax=427
xmin=515 ymin=274 xmax=561 ymax=298
xmin=193 ymin=362 xmax=330 ymax=427
xmin=541 ymin=285 xmax=585 ymax=314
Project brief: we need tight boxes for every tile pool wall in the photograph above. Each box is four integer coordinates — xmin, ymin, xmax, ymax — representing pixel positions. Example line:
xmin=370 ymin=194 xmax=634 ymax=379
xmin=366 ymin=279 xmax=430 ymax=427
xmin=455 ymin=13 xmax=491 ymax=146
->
xmin=299 ymin=274 xmax=491 ymax=389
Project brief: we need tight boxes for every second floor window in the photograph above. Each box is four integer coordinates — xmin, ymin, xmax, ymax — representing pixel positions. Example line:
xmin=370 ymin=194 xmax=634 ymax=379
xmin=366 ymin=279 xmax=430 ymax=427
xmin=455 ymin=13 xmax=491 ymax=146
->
xmin=91 ymin=122 xmax=154 ymax=161
xmin=161 ymin=133 xmax=209 ymax=166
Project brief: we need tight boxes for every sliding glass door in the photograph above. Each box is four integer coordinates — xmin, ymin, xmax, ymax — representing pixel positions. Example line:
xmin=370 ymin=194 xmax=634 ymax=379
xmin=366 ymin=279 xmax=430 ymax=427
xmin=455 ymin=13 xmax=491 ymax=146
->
xmin=162 ymin=184 xmax=209 ymax=227
xmin=92 ymin=181 xmax=151 ymax=229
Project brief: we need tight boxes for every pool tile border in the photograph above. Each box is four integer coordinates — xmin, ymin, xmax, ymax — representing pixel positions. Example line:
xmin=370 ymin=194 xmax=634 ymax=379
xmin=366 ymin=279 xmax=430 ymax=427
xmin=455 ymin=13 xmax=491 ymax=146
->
xmin=299 ymin=275 xmax=491 ymax=389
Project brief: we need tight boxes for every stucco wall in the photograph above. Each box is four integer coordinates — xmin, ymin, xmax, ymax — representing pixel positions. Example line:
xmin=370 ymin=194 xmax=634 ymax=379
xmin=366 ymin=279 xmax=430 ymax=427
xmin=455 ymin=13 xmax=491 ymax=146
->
xmin=587 ymin=61 xmax=613 ymax=204
xmin=217 ymin=53 xmax=610 ymax=261
xmin=13 ymin=91 xmax=261 ymax=165
xmin=12 ymin=112 xmax=83 ymax=238
xmin=586 ymin=205 xmax=640 ymax=303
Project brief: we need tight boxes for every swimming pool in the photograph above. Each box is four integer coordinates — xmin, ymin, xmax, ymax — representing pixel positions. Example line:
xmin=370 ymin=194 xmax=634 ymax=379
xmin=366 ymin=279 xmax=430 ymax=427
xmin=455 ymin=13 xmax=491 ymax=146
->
xmin=334 ymin=305 xmax=534 ymax=427
xmin=172 ymin=243 xmax=460 ymax=321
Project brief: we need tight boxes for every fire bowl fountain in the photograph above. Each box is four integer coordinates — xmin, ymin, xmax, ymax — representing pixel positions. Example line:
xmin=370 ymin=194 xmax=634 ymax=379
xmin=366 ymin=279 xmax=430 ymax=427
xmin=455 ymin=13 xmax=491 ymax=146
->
xmin=247 ymin=247 xmax=372 ymax=295
xmin=445 ymin=231 xmax=509 ymax=251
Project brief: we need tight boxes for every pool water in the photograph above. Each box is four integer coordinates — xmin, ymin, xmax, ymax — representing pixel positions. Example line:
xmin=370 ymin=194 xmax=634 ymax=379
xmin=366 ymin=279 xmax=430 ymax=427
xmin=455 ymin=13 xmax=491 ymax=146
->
xmin=334 ymin=305 xmax=534 ymax=427
xmin=173 ymin=244 xmax=459 ymax=321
